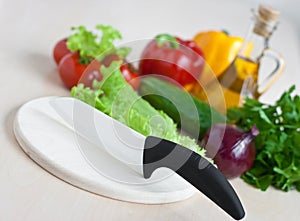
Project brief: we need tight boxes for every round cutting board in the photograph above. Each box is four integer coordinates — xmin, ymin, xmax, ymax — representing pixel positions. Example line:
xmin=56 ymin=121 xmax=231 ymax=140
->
xmin=13 ymin=96 xmax=196 ymax=204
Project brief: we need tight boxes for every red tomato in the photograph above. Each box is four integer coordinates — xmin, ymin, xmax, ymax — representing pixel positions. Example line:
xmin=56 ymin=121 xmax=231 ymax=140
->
xmin=139 ymin=36 xmax=205 ymax=86
xmin=76 ymin=54 xmax=120 ymax=89
xmin=101 ymin=54 xmax=122 ymax=67
xmin=78 ymin=60 xmax=102 ymax=88
xmin=58 ymin=52 xmax=89 ymax=89
xmin=59 ymin=52 xmax=139 ymax=90
xmin=120 ymin=63 xmax=140 ymax=90
xmin=53 ymin=38 xmax=71 ymax=65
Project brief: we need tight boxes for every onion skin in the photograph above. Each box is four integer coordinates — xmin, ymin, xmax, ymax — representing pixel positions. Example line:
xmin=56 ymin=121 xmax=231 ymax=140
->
xmin=201 ymin=124 xmax=258 ymax=179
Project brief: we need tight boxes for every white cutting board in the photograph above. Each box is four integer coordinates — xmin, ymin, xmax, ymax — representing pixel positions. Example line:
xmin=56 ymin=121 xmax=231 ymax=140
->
xmin=13 ymin=96 xmax=196 ymax=204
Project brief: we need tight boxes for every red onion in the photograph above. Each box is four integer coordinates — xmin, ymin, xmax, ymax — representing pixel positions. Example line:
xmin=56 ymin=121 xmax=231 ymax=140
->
xmin=201 ymin=124 xmax=258 ymax=179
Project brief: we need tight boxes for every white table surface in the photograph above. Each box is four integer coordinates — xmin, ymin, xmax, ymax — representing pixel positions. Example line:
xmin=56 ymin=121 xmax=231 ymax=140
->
xmin=1 ymin=0 xmax=300 ymax=220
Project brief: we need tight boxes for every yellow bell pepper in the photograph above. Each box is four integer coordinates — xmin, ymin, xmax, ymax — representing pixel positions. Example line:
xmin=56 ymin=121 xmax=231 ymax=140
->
xmin=193 ymin=30 xmax=252 ymax=86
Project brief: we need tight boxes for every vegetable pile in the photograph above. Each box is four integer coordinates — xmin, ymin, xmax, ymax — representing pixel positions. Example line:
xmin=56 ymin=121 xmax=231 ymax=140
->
xmin=228 ymin=86 xmax=300 ymax=191
xmin=53 ymin=23 xmax=300 ymax=193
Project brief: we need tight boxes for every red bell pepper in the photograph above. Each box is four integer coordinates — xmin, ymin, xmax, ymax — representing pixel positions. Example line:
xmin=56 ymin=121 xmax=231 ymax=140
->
xmin=139 ymin=34 xmax=205 ymax=86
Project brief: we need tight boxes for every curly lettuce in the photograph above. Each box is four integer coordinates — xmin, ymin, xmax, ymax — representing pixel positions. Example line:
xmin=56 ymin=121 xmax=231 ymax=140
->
xmin=66 ymin=24 xmax=130 ymax=64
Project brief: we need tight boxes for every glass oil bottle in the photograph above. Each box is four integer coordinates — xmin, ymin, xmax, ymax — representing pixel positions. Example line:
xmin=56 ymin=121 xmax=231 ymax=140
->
xmin=197 ymin=5 xmax=285 ymax=113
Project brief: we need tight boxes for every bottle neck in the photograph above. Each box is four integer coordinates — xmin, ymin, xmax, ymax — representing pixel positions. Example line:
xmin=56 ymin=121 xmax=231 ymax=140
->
xmin=238 ymin=6 xmax=279 ymax=64
xmin=238 ymin=23 xmax=270 ymax=63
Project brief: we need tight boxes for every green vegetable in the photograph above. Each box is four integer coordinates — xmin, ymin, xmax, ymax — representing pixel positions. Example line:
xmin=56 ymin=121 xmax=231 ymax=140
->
xmin=71 ymin=61 xmax=208 ymax=159
xmin=66 ymin=25 xmax=130 ymax=64
xmin=138 ymin=77 xmax=226 ymax=139
xmin=228 ymin=86 xmax=300 ymax=192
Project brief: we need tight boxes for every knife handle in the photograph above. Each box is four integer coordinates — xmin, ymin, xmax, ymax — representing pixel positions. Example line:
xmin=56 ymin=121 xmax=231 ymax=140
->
xmin=143 ymin=136 xmax=245 ymax=220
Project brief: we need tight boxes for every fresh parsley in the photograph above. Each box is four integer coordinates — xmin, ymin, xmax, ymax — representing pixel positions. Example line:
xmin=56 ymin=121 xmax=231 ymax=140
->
xmin=228 ymin=86 xmax=300 ymax=192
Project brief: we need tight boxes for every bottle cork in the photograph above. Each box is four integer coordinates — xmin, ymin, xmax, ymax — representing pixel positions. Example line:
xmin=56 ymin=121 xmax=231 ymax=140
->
xmin=258 ymin=5 xmax=280 ymax=22
xmin=253 ymin=5 xmax=280 ymax=37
